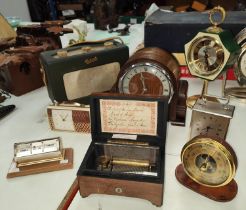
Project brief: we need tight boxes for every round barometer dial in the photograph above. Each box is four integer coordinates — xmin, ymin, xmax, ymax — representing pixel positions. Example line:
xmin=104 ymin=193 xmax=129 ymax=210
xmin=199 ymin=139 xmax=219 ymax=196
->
xmin=118 ymin=47 xmax=180 ymax=103
xmin=181 ymin=135 xmax=237 ymax=187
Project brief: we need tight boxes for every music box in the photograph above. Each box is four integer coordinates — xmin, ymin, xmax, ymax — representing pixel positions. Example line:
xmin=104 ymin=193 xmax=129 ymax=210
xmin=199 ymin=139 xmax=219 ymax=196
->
xmin=77 ymin=93 xmax=168 ymax=206
xmin=40 ymin=39 xmax=129 ymax=104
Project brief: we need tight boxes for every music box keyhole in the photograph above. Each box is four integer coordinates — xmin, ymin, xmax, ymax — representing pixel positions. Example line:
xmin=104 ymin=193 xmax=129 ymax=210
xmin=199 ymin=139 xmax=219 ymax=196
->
xmin=115 ymin=187 xmax=123 ymax=193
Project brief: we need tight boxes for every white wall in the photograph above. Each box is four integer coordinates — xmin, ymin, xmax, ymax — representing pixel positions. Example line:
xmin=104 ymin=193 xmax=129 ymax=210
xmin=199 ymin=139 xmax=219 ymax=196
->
xmin=0 ymin=0 xmax=31 ymax=21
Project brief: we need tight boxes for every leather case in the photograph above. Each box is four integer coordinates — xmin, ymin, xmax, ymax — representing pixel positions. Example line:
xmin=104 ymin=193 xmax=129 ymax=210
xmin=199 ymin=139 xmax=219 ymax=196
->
xmin=145 ymin=9 xmax=246 ymax=53
xmin=40 ymin=39 xmax=129 ymax=104
xmin=16 ymin=22 xmax=72 ymax=49
xmin=0 ymin=44 xmax=50 ymax=96
xmin=77 ymin=93 xmax=168 ymax=206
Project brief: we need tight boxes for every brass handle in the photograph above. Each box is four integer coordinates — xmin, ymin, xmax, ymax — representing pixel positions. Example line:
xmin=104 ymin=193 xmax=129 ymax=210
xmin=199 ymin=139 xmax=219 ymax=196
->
xmin=209 ymin=6 xmax=226 ymax=27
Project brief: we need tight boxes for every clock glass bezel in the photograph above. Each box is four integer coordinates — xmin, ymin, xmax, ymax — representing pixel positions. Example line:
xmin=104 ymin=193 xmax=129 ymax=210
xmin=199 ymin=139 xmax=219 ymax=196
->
xmin=118 ymin=62 xmax=174 ymax=103
xmin=187 ymin=36 xmax=225 ymax=77
xmin=238 ymin=46 xmax=246 ymax=78
xmin=181 ymin=136 xmax=236 ymax=187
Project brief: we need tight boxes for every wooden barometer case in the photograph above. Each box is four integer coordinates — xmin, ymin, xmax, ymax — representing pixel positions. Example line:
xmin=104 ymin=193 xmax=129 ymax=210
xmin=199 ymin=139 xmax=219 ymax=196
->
xmin=115 ymin=47 xmax=188 ymax=126
xmin=77 ymin=93 xmax=168 ymax=206
xmin=175 ymin=98 xmax=238 ymax=201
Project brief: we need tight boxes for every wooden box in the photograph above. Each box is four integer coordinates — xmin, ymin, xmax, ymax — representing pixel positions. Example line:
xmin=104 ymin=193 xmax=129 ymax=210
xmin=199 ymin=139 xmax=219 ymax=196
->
xmin=77 ymin=93 xmax=168 ymax=206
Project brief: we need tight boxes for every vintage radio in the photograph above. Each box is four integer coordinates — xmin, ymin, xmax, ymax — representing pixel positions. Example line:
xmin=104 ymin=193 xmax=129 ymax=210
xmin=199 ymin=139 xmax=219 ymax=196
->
xmin=0 ymin=44 xmax=51 ymax=96
xmin=77 ymin=93 xmax=168 ymax=206
xmin=47 ymin=102 xmax=90 ymax=133
xmin=40 ymin=39 xmax=129 ymax=104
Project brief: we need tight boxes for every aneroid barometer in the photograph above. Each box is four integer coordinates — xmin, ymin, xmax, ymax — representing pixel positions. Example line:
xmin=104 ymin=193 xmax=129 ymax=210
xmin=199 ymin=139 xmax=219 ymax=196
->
xmin=184 ymin=6 xmax=240 ymax=108
xmin=175 ymin=98 xmax=238 ymax=201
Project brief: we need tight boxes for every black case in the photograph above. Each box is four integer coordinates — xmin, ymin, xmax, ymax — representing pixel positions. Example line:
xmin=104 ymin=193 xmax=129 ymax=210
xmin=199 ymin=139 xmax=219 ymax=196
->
xmin=77 ymin=93 xmax=168 ymax=206
xmin=40 ymin=41 xmax=129 ymax=103
xmin=145 ymin=9 xmax=246 ymax=53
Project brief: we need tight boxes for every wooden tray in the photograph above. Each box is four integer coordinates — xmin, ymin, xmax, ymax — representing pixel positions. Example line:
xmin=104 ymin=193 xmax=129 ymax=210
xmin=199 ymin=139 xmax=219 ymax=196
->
xmin=7 ymin=148 xmax=73 ymax=178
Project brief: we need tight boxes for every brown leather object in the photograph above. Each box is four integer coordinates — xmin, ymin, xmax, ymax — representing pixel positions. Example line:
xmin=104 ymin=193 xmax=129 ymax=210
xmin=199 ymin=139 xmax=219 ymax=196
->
xmin=0 ymin=44 xmax=50 ymax=96
xmin=16 ymin=24 xmax=73 ymax=49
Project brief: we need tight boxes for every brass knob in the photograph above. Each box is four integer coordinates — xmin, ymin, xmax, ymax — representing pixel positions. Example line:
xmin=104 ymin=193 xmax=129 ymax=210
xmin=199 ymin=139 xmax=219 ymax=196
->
xmin=104 ymin=41 xmax=113 ymax=48
xmin=81 ymin=46 xmax=92 ymax=52
xmin=57 ymin=50 xmax=68 ymax=57
xmin=209 ymin=6 xmax=226 ymax=27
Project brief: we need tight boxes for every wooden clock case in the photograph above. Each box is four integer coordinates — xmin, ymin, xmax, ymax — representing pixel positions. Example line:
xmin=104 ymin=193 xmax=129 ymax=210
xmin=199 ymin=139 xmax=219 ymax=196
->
xmin=114 ymin=47 xmax=188 ymax=126
xmin=77 ymin=93 xmax=168 ymax=206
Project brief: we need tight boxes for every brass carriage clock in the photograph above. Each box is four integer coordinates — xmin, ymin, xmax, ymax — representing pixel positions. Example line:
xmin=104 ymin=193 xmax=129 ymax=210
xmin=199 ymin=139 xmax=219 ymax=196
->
xmin=184 ymin=6 xmax=240 ymax=107
xmin=176 ymin=98 xmax=238 ymax=201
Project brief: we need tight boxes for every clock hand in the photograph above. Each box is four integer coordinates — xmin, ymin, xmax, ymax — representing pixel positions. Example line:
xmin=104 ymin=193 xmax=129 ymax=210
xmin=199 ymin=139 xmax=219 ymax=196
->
xmin=204 ymin=49 xmax=210 ymax=71
xmin=60 ymin=114 xmax=68 ymax=121
xmin=140 ymin=72 xmax=147 ymax=93
xmin=199 ymin=150 xmax=217 ymax=172
xmin=201 ymin=126 xmax=214 ymax=134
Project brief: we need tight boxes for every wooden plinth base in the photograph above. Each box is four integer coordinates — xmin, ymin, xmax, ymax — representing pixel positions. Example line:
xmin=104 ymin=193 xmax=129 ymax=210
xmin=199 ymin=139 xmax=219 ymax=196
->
xmin=7 ymin=148 xmax=73 ymax=178
xmin=175 ymin=164 xmax=238 ymax=202
xmin=78 ymin=176 xmax=163 ymax=206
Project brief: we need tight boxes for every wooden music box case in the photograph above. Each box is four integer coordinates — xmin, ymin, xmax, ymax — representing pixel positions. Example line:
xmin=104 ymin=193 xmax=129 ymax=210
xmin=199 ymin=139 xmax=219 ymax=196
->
xmin=40 ymin=40 xmax=129 ymax=104
xmin=77 ymin=93 xmax=168 ymax=206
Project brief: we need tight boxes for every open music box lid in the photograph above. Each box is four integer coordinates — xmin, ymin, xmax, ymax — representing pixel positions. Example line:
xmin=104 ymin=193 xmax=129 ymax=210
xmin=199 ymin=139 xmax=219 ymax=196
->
xmin=90 ymin=93 xmax=168 ymax=148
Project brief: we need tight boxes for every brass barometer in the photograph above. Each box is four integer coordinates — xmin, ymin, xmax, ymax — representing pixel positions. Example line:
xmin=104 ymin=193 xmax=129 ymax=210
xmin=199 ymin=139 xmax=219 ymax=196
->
xmin=176 ymin=98 xmax=238 ymax=201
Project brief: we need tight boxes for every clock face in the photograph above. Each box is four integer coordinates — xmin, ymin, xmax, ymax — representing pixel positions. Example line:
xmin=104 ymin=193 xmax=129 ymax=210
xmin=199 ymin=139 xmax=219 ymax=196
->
xmin=187 ymin=36 xmax=225 ymax=77
xmin=51 ymin=109 xmax=75 ymax=131
xmin=118 ymin=63 xmax=174 ymax=102
xmin=190 ymin=111 xmax=229 ymax=140
xmin=239 ymin=49 xmax=246 ymax=77
xmin=181 ymin=136 xmax=236 ymax=187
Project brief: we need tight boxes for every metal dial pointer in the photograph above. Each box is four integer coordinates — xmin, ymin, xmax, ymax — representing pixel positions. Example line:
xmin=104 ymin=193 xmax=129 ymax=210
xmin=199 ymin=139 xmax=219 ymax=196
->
xmin=140 ymin=72 xmax=147 ymax=93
